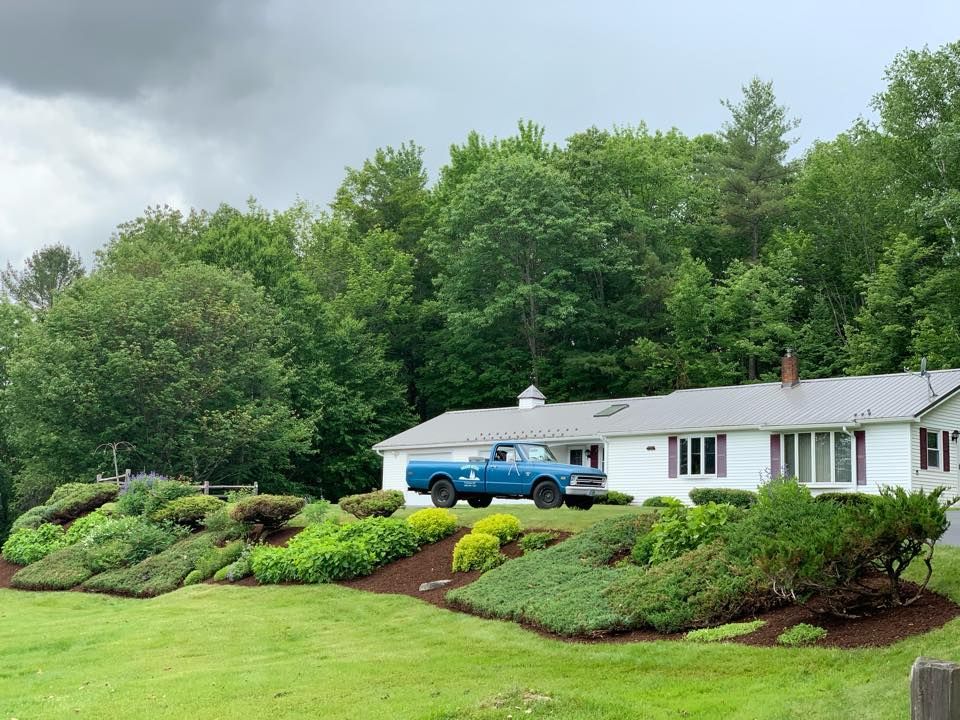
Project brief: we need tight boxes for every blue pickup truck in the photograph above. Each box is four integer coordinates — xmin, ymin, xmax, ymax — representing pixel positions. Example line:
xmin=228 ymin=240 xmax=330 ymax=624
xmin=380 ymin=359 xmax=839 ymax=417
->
xmin=406 ymin=441 xmax=607 ymax=510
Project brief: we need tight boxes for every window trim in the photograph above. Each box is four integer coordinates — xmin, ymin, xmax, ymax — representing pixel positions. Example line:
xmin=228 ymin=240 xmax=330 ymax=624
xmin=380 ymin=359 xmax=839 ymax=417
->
xmin=779 ymin=430 xmax=855 ymax=485
xmin=927 ymin=429 xmax=941 ymax=471
xmin=678 ymin=434 xmax=717 ymax=477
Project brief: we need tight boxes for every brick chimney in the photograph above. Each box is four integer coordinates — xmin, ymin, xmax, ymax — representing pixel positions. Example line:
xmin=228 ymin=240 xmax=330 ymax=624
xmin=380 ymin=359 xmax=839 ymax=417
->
xmin=781 ymin=349 xmax=799 ymax=388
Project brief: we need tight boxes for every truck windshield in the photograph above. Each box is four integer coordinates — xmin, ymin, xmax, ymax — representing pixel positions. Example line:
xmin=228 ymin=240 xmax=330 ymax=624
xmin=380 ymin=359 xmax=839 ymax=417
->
xmin=519 ymin=444 xmax=558 ymax=463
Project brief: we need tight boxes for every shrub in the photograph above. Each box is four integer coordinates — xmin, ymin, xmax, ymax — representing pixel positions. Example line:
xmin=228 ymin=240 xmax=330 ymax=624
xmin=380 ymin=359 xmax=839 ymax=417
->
xmin=151 ymin=495 xmax=224 ymax=527
xmin=596 ymin=491 xmax=634 ymax=506
xmin=641 ymin=496 xmax=683 ymax=508
xmin=46 ymin=483 xmax=118 ymax=522
xmin=407 ymin=508 xmax=458 ymax=544
xmin=98 ymin=502 xmax=118 ymax=517
xmin=2 ymin=524 xmax=66 ymax=565
xmin=302 ymin=500 xmax=332 ymax=525
xmin=472 ymin=514 xmax=522 ymax=544
xmin=814 ymin=491 xmax=875 ymax=507
xmin=11 ymin=544 xmax=95 ymax=590
xmin=80 ymin=517 xmax=181 ymax=572
xmin=452 ymin=532 xmax=503 ymax=572
xmin=518 ymin=531 xmax=559 ymax=554
xmin=82 ymin=532 xmax=222 ymax=597
xmin=336 ymin=517 xmax=419 ymax=565
xmin=338 ymin=490 xmax=405 ymax=519
xmin=777 ymin=623 xmax=827 ymax=647
xmin=689 ymin=488 xmax=757 ymax=509
xmin=448 ymin=515 xmax=655 ymax=635
xmin=230 ymin=495 xmax=306 ymax=531
xmin=117 ymin=480 xmax=197 ymax=517
xmin=634 ymin=502 xmax=743 ymax=565
xmin=684 ymin=620 xmax=766 ymax=643
xmin=250 ymin=545 xmax=299 ymax=584
xmin=288 ymin=537 xmax=375 ymax=583
xmin=64 ymin=509 xmax=111 ymax=544
xmin=184 ymin=540 xmax=245 ymax=585
xmin=213 ymin=544 xmax=254 ymax=582
xmin=9 ymin=506 xmax=53 ymax=532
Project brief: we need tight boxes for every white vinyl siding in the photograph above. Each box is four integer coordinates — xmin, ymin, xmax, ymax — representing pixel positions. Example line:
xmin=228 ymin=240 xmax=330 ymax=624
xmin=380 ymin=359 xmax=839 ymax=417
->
xmin=913 ymin=393 xmax=960 ymax=498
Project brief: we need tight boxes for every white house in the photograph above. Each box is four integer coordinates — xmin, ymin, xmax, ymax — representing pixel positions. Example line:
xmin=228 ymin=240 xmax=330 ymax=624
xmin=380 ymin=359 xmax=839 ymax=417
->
xmin=373 ymin=353 xmax=960 ymax=505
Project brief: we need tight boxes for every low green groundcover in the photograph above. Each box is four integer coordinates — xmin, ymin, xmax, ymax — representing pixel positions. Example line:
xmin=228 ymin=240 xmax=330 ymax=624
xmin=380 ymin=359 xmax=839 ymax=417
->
xmin=684 ymin=620 xmax=765 ymax=643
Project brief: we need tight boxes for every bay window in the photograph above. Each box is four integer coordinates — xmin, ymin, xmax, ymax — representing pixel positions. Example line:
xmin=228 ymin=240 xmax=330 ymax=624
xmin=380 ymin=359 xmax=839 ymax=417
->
xmin=780 ymin=430 xmax=853 ymax=484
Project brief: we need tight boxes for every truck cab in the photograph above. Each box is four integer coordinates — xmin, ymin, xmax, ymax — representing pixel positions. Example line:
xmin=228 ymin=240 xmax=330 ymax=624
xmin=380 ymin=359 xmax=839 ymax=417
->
xmin=405 ymin=441 xmax=607 ymax=510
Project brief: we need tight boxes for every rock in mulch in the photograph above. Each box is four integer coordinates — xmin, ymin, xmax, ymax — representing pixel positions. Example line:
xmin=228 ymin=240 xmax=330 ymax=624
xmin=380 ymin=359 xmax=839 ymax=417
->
xmin=419 ymin=579 xmax=452 ymax=592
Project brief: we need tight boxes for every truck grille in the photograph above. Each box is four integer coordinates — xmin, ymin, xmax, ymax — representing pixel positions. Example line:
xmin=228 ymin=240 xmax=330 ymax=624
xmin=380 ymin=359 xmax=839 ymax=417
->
xmin=572 ymin=475 xmax=605 ymax=487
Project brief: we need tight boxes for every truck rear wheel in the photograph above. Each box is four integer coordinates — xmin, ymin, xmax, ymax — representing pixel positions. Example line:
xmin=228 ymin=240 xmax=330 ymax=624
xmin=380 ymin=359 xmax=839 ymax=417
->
xmin=467 ymin=496 xmax=492 ymax=508
xmin=532 ymin=480 xmax=563 ymax=509
xmin=431 ymin=479 xmax=457 ymax=508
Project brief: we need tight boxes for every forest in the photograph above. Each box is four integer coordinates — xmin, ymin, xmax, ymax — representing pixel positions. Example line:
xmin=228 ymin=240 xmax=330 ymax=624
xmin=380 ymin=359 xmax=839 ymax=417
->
xmin=0 ymin=40 xmax=958 ymax=529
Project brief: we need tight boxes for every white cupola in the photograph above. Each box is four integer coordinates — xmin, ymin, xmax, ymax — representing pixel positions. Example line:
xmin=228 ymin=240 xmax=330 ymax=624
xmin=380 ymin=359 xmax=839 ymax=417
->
xmin=517 ymin=385 xmax=546 ymax=409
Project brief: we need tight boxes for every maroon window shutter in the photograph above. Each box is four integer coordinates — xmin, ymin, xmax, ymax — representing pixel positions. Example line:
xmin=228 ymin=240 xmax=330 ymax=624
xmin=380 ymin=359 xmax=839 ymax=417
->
xmin=855 ymin=430 xmax=867 ymax=486
xmin=920 ymin=427 xmax=928 ymax=470
xmin=944 ymin=431 xmax=951 ymax=473
xmin=769 ymin=434 xmax=781 ymax=477
xmin=716 ymin=434 xmax=727 ymax=478
xmin=668 ymin=436 xmax=678 ymax=479
xmin=589 ymin=444 xmax=600 ymax=469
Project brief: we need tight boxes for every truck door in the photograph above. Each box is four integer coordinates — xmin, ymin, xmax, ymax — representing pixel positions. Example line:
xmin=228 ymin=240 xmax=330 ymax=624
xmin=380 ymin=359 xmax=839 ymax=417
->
xmin=485 ymin=443 xmax=526 ymax=496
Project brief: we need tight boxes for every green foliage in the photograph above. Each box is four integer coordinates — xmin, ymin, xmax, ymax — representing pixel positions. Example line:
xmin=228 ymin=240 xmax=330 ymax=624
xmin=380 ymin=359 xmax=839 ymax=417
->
xmin=634 ymin=502 xmax=742 ymax=565
xmin=448 ymin=515 xmax=655 ymax=635
xmin=9 ymin=505 xmax=52 ymax=532
xmin=80 ymin=517 xmax=181 ymax=573
xmin=337 ymin=517 xmax=420 ymax=565
xmin=338 ymin=490 xmax=405 ymax=519
xmin=406 ymin=507 xmax=458 ymax=544
xmin=249 ymin=545 xmax=299 ymax=584
xmin=45 ymin=483 xmax=118 ymax=522
xmin=230 ymin=495 xmax=305 ymax=531
xmin=117 ymin=480 xmax=198 ymax=518
xmin=641 ymin=496 xmax=683 ymax=508
xmin=151 ymin=495 xmax=225 ymax=527
xmin=596 ymin=491 xmax=634 ymax=506
xmin=213 ymin=545 xmax=254 ymax=582
xmin=201 ymin=503 xmax=249 ymax=539
xmin=452 ymin=532 xmax=503 ymax=573
xmin=608 ymin=542 xmax=772 ymax=633
xmin=10 ymin=544 xmax=94 ymax=590
xmin=81 ymin=532 xmax=223 ymax=597
xmin=689 ymin=488 xmax=756 ymax=509
xmin=813 ymin=492 xmax=875 ymax=506
xmin=0 ymin=243 xmax=84 ymax=312
xmin=184 ymin=540 xmax=245 ymax=585
xmin=518 ymin=531 xmax=559 ymax=554
xmin=684 ymin=620 xmax=766 ymax=643
xmin=301 ymin=500 xmax=332 ymax=525
xmin=1 ymin=523 xmax=66 ymax=565
xmin=63 ymin=509 xmax=110 ymax=543
xmin=776 ymin=623 xmax=827 ymax=647
xmin=471 ymin=514 xmax=522 ymax=544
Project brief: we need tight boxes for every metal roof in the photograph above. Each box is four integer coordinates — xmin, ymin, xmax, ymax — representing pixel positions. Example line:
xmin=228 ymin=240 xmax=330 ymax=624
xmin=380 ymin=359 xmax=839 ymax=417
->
xmin=373 ymin=370 xmax=960 ymax=450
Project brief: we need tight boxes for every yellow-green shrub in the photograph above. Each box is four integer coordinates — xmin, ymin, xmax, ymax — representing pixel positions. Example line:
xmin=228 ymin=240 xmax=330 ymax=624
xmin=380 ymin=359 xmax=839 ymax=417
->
xmin=452 ymin=532 xmax=503 ymax=572
xmin=407 ymin=508 xmax=457 ymax=544
xmin=472 ymin=513 xmax=522 ymax=544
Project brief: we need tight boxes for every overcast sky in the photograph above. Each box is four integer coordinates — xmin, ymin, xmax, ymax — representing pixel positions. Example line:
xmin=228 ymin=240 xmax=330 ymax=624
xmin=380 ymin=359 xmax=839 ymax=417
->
xmin=0 ymin=1 xmax=958 ymax=266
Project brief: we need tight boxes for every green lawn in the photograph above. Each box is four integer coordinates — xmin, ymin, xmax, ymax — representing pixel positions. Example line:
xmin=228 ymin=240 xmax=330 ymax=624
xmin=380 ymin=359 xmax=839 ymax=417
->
xmin=2 ymin=514 xmax=959 ymax=719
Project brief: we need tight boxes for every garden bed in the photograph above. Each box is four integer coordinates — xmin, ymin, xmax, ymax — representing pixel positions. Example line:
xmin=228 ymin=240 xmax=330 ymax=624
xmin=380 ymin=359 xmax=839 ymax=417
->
xmin=0 ymin=557 xmax=20 ymax=589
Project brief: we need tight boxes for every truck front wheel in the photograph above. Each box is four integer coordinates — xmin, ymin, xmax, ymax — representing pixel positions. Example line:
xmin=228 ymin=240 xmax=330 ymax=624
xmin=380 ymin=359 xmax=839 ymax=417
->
xmin=431 ymin=479 xmax=457 ymax=508
xmin=532 ymin=480 xmax=563 ymax=509
xmin=565 ymin=496 xmax=595 ymax=511
xmin=467 ymin=496 xmax=492 ymax=508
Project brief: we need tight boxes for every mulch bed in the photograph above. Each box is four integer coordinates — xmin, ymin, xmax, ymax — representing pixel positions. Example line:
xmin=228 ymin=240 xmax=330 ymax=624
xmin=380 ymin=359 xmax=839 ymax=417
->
xmin=0 ymin=557 xmax=21 ymax=589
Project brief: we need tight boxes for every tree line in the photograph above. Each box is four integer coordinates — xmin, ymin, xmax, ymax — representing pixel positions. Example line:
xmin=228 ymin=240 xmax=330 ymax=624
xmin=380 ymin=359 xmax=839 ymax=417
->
xmin=0 ymin=41 xmax=958 ymax=529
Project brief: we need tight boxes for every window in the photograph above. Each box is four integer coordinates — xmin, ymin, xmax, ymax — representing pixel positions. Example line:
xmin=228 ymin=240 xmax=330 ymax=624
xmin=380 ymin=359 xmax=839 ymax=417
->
xmin=679 ymin=435 xmax=716 ymax=476
xmin=927 ymin=430 xmax=941 ymax=470
xmin=518 ymin=444 xmax=558 ymax=463
xmin=780 ymin=431 xmax=854 ymax=484
xmin=569 ymin=448 xmax=584 ymax=465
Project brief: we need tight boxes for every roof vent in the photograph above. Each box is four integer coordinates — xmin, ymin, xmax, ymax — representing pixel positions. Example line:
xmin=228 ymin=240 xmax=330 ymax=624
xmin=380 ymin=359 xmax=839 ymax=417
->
xmin=518 ymin=385 xmax=546 ymax=409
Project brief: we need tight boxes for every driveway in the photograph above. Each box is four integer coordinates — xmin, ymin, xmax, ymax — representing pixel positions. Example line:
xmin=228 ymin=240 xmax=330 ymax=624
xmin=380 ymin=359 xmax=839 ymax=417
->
xmin=943 ymin=512 xmax=960 ymax=546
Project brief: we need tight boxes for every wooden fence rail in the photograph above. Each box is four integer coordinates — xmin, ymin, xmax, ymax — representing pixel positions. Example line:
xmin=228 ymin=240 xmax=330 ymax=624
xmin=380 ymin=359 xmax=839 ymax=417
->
xmin=93 ymin=470 xmax=258 ymax=497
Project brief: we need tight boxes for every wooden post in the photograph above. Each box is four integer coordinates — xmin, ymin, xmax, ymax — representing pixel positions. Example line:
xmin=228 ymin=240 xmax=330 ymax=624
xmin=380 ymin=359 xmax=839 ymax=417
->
xmin=96 ymin=474 xmax=102 ymax=483
xmin=202 ymin=481 xmax=210 ymax=495
xmin=253 ymin=482 xmax=259 ymax=496
xmin=911 ymin=657 xmax=960 ymax=719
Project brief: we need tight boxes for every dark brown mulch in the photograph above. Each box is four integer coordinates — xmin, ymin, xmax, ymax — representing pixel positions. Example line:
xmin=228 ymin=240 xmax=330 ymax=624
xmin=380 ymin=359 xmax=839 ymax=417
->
xmin=0 ymin=557 xmax=22 ymax=589
xmin=337 ymin=528 xmax=570 ymax=608
xmin=263 ymin=526 xmax=304 ymax=547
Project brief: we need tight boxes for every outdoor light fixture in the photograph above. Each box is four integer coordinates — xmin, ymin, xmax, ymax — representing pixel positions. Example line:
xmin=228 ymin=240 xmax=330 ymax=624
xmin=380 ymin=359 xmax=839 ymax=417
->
xmin=952 ymin=430 xmax=959 ymax=443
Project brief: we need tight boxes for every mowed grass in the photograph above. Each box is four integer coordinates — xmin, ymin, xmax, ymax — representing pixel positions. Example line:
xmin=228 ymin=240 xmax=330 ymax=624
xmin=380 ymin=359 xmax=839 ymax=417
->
xmin=2 ymin=512 xmax=959 ymax=719
xmin=321 ymin=501 xmax=650 ymax=532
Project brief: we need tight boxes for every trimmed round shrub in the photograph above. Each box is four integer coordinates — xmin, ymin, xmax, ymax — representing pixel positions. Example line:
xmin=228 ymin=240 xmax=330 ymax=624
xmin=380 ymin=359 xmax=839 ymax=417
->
xmin=46 ymin=483 xmax=119 ymax=522
xmin=597 ymin=491 xmax=634 ymax=506
xmin=2 ymin=524 xmax=66 ymax=565
xmin=151 ymin=495 xmax=224 ymax=527
xmin=9 ymin=506 xmax=53 ymax=532
xmin=452 ymin=532 xmax=503 ymax=573
xmin=229 ymin=495 xmax=306 ymax=531
xmin=339 ymin=490 xmax=405 ymax=519
xmin=642 ymin=496 xmax=683 ymax=508
xmin=472 ymin=513 xmax=522 ymax=544
xmin=689 ymin=488 xmax=757 ymax=509
xmin=777 ymin=623 xmax=827 ymax=647
xmin=407 ymin=508 xmax=458 ymax=544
